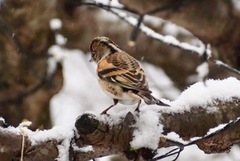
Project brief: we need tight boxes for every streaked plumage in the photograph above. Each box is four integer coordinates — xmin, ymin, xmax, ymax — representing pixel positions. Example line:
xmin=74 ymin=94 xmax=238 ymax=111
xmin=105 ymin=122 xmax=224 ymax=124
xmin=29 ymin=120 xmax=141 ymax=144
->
xmin=90 ymin=36 xmax=169 ymax=114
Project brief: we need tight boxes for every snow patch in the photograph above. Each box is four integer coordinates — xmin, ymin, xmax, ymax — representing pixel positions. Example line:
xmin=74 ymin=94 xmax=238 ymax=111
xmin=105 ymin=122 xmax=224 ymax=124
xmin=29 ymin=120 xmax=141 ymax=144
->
xmin=206 ymin=123 xmax=227 ymax=136
xmin=56 ymin=137 xmax=72 ymax=161
xmin=196 ymin=62 xmax=209 ymax=79
xmin=29 ymin=126 xmax=74 ymax=161
xmin=1 ymin=125 xmax=74 ymax=161
xmin=50 ymin=18 xmax=62 ymax=30
xmin=95 ymin=0 xmax=122 ymax=6
xmin=233 ymin=0 xmax=240 ymax=11
xmin=28 ymin=126 xmax=73 ymax=146
xmin=56 ymin=34 xmax=67 ymax=45
xmin=0 ymin=117 xmax=5 ymax=123
xmin=172 ymin=77 xmax=240 ymax=111
xmin=130 ymin=109 xmax=163 ymax=149
xmin=73 ymin=145 xmax=94 ymax=152
xmin=187 ymin=61 xmax=210 ymax=83
xmin=47 ymin=56 xmax=58 ymax=78
xmin=166 ymin=132 xmax=188 ymax=144
xmin=206 ymin=117 xmax=240 ymax=136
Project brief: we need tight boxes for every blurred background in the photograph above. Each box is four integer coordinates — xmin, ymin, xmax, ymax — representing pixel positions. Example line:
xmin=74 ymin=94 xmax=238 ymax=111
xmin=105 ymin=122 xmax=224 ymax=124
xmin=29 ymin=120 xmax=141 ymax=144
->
xmin=0 ymin=0 xmax=240 ymax=160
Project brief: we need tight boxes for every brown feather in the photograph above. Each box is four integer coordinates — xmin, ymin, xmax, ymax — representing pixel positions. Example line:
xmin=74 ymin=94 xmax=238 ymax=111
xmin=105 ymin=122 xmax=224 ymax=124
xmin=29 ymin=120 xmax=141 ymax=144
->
xmin=97 ymin=51 xmax=150 ymax=93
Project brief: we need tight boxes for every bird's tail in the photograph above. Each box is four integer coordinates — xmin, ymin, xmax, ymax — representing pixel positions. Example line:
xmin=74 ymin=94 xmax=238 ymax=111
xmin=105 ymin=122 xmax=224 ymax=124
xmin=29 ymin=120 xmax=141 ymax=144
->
xmin=138 ymin=92 xmax=169 ymax=106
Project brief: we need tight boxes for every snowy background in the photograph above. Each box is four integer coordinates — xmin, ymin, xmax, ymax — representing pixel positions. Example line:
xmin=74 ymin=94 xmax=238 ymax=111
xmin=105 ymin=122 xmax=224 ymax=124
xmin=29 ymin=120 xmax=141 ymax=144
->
xmin=2 ymin=0 xmax=240 ymax=160
xmin=43 ymin=0 xmax=240 ymax=160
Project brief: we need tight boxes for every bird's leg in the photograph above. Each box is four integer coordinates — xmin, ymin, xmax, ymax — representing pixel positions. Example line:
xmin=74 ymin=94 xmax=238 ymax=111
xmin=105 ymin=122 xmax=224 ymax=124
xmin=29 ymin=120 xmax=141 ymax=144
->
xmin=101 ymin=99 xmax=118 ymax=115
xmin=134 ymin=100 xmax=141 ymax=112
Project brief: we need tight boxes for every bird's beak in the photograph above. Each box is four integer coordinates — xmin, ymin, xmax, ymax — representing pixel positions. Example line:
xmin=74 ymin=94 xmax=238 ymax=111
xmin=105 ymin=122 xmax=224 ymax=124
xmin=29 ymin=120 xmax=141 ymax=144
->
xmin=89 ymin=58 xmax=93 ymax=62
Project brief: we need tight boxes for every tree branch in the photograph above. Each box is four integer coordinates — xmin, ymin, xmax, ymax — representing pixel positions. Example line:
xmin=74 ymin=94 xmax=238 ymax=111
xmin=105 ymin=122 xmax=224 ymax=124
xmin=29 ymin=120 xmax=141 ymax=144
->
xmin=119 ymin=0 xmax=240 ymax=67
xmin=1 ymin=96 xmax=239 ymax=160
xmin=161 ymin=98 xmax=240 ymax=139
xmin=74 ymin=98 xmax=240 ymax=160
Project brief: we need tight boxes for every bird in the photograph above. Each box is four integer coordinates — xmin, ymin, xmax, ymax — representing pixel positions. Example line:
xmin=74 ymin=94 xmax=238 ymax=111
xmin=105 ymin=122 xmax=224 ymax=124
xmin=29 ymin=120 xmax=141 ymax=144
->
xmin=89 ymin=36 xmax=169 ymax=114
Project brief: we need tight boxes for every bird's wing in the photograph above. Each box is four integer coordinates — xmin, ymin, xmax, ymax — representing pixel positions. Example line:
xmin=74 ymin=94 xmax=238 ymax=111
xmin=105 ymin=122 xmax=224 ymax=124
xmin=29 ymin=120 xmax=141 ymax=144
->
xmin=97 ymin=52 xmax=150 ymax=93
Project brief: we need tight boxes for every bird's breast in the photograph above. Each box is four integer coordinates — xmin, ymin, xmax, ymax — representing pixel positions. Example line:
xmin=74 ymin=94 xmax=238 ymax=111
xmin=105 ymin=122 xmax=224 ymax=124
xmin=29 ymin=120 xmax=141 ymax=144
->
xmin=98 ymin=79 xmax=141 ymax=104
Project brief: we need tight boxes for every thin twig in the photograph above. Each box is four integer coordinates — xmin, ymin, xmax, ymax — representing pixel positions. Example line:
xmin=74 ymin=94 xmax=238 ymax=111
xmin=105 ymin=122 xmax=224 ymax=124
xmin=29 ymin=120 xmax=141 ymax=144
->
xmin=214 ymin=60 xmax=240 ymax=75
xmin=129 ymin=14 xmax=145 ymax=45
xmin=150 ymin=147 xmax=184 ymax=161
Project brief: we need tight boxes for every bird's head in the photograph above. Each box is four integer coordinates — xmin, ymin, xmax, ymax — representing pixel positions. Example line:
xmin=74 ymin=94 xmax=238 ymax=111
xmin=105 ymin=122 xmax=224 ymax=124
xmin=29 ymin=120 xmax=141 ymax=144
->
xmin=89 ymin=36 xmax=121 ymax=63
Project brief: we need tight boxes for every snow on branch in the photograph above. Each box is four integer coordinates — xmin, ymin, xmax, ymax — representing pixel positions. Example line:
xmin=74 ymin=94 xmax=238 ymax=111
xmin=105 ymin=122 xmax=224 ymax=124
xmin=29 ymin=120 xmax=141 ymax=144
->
xmin=0 ymin=125 xmax=74 ymax=161
xmin=72 ymin=0 xmax=240 ymax=79
xmin=109 ymin=10 xmax=208 ymax=56
xmin=71 ymin=91 xmax=240 ymax=160
xmin=73 ymin=77 xmax=240 ymax=160
xmin=215 ymin=60 xmax=240 ymax=76
xmin=1 ymin=78 xmax=240 ymax=160
xmin=73 ymin=0 xmax=209 ymax=56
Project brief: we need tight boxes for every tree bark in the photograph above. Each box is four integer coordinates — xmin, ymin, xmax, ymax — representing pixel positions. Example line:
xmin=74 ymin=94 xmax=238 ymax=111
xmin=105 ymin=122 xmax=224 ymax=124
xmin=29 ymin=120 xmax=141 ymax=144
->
xmin=0 ymin=0 xmax=62 ymax=128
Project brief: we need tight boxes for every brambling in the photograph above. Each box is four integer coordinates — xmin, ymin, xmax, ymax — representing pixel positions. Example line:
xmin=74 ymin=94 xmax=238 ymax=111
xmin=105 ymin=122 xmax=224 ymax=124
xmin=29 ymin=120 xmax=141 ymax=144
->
xmin=90 ymin=36 xmax=169 ymax=114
